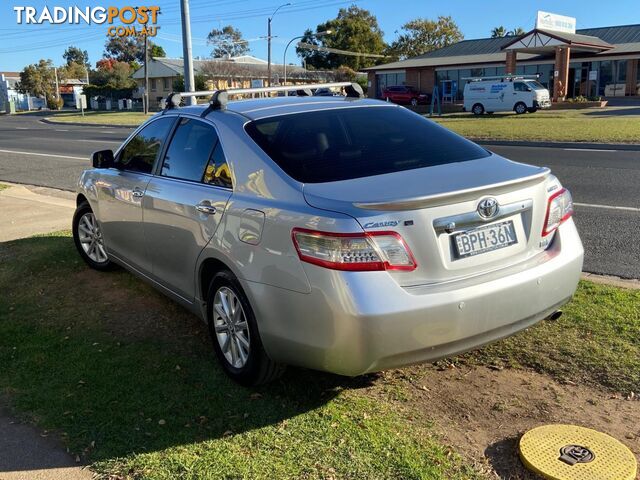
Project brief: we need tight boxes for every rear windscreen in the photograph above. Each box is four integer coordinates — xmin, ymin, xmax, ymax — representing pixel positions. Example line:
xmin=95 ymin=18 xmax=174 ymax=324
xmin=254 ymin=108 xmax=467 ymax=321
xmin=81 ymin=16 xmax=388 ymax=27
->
xmin=245 ymin=106 xmax=490 ymax=183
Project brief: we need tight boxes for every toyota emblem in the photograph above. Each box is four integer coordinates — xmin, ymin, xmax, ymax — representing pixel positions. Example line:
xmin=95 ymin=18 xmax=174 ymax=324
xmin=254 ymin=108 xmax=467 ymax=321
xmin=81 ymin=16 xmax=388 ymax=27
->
xmin=477 ymin=197 xmax=499 ymax=219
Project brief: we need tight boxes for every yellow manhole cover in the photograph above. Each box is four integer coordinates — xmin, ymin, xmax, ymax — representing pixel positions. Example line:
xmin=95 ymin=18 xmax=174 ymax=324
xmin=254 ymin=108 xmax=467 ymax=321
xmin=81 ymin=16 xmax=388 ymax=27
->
xmin=519 ymin=424 xmax=637 ymax=480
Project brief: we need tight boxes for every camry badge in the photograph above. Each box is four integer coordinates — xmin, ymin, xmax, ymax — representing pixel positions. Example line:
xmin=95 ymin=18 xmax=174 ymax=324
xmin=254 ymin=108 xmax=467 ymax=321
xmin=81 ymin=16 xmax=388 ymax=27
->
xmin=477 ymin=197 xmax=499 ymax=219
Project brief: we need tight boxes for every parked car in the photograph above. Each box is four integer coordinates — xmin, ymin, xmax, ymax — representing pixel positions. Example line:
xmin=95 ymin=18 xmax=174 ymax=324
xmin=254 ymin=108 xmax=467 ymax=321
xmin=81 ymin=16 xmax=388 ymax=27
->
xmin=73 ymin=83 xmax=583 ymax=386
xmin=313 ymin=87 xmax=341 ymax=96
xmin=463 ymin=77 xmax=551 ymax=115
xmin=381 ymin=85 xmax=430 ymax=106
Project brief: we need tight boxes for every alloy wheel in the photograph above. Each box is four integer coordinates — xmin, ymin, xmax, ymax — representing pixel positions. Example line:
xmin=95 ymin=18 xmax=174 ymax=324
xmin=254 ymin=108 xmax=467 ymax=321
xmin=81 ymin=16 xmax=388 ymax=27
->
xmin=77 ymin=212 xmax=108 ymax=263
xmin=213 ymin=286 xmax=251 ymax=368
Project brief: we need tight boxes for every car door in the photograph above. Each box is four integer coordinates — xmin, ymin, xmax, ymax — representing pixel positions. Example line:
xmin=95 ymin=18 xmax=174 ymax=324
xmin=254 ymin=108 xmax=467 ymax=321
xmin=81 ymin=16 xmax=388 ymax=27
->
xmin=96 ymin=116 xmax=176 ymax=273
xmin=143 ymin=116 xmax=233 ymax=301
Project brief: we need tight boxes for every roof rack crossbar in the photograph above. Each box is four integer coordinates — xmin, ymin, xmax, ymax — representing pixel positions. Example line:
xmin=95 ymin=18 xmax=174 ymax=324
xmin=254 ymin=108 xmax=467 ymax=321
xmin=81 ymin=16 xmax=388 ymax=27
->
xmin=163 ymin=82 xmax=364 ymax=112
xmin=461 ymin=74 xmax=540 ymax=81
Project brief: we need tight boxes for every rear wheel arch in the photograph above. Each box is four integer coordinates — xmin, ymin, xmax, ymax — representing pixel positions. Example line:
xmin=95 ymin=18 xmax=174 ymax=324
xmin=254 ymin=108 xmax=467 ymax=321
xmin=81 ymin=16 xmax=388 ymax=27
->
xmin=199 ymin=257 xmax=233 ymax=303
xmin=76 ymin=193 xmax=88 ymax=207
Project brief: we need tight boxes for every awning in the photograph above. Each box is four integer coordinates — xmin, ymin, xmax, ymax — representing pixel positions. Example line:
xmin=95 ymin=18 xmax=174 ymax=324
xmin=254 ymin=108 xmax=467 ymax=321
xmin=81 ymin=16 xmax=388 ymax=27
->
xmin=502 ymin=29 xmax=613 ymax=54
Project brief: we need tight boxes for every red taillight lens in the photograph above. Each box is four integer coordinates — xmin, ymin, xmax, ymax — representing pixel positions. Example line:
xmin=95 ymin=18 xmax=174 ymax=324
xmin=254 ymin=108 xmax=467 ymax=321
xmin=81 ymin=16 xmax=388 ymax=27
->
xmin=542 ymin=188 xmax=574 ymax=237
xmin=291 ymin=228 xmax=417 ymax=271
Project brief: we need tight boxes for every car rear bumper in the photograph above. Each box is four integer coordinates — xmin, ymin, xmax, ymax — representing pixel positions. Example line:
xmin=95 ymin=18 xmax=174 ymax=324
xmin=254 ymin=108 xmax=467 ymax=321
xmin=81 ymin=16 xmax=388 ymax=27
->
xmin=244 ymin=219 xmax=583 ymax=376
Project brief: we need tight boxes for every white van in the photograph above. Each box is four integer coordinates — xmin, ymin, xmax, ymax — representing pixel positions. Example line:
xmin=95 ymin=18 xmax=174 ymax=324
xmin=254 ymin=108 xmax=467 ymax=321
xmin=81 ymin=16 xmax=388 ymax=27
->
xmin=463 ymin=76 xmax=551 ymax=115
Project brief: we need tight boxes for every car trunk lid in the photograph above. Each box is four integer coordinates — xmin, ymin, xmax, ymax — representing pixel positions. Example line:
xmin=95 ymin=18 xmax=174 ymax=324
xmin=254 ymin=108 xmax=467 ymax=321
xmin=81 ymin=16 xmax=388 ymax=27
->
xmin=303 ymin=154 xmax=553 ymax=286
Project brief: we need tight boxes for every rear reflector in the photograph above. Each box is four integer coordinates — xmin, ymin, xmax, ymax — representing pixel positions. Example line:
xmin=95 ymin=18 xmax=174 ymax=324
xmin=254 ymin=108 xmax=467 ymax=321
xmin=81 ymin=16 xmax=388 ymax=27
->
xmin=542 ymin=188 xmax=573 ymax=237
xmin=291 ymin=228 xmax=417 ymax=271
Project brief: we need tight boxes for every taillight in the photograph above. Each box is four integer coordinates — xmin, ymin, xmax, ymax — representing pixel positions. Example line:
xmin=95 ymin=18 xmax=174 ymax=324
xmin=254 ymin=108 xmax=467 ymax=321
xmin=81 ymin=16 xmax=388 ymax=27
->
xmin=291 ymin=228 xmax=417 ymax=271
xmin=542 ymin=188 xmax=573 ymax=236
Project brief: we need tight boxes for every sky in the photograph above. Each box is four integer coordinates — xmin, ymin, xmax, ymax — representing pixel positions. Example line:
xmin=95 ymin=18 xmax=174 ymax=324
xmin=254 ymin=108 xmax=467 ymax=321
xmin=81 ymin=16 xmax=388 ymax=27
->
xmin=1 ymin=0 xmax=639 ymax=72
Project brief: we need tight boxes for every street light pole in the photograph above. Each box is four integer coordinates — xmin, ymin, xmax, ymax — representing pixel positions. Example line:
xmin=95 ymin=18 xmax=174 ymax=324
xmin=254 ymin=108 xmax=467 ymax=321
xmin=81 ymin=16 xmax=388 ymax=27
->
xmin=283 ymin=30 xmax=332 ymax=87
xmin=180 ymin=0 xmax=196 ymax=105
xmin=267 ymin=3 xmax=290 ymax=87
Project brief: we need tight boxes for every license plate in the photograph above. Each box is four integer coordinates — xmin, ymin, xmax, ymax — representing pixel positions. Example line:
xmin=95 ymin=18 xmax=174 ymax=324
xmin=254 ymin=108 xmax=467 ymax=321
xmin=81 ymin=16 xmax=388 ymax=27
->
xmin=454 ymin=220 xmax=517 ymax=259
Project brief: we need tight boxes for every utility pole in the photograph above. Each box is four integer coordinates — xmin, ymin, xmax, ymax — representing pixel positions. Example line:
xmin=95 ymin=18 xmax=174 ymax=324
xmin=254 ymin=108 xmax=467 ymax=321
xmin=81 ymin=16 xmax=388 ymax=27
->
xmin=54 ymin=67 xmax=60 ymax=100
xmin=267 ymin=3 xmax=290 ymax=87
xmin=180 ymin=0 xmax=196 ymax=105
xmin=267 ymin=17 xmax=272 ymax=87
xmin=144 ymin=31 xmax=149 ymax=114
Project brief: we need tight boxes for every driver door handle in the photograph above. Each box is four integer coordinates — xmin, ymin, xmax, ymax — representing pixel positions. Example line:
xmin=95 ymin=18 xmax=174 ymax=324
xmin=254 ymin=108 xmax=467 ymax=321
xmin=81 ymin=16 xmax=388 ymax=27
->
xmin=196 ymin=202 xmax=217 ymax=215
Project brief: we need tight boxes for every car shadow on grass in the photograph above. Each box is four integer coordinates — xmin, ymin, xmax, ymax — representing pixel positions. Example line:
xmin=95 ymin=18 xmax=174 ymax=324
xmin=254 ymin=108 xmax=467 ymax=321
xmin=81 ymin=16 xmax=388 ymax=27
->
xmin=0 ymin=233 xmax=378 ymax=470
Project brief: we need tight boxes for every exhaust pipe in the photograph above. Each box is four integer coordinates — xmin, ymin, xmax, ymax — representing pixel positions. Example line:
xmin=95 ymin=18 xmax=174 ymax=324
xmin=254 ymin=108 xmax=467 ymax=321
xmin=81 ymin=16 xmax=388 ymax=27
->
xmin=546 ymin=310 xmax=563 ymax=321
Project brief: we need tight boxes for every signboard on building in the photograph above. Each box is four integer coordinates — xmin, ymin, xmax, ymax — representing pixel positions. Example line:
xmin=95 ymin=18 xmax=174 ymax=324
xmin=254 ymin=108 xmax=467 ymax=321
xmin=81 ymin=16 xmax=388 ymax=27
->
xmin=589 ymin=70 xmax=598 ymax=81
xmin=536 ymin=11 xmax=576 ymax=34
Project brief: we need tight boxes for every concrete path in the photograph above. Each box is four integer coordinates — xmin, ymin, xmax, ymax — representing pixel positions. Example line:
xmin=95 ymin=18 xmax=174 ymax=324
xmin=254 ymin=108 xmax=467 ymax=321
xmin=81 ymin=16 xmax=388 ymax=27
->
xmin=0 ymin=413 xmax=92 ymax=480
xmin=0 ymin=183 xmax=75 ymax=242
xmin=0 ymin=184 xmax=91 ymax=479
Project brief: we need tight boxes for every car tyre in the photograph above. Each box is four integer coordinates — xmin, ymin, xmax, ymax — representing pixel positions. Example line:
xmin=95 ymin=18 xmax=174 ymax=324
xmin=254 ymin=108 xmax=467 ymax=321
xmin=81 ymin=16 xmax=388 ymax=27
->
xmin=472 ymin=103 xmax=485 ymax=115
xmin=72 ymin=201 xmax=115 ymax=271
xmin=207 ymin=270 xmax=285 ymax=386
xmin=514 ymin=102 xmax=527 ymax=114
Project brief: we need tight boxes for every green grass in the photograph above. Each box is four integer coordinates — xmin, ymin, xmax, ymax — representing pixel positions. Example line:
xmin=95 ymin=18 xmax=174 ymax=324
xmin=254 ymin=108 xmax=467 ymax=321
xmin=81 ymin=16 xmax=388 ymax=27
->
xmin=0 ymin=183 xmax=9 ymax=192
xmin=456 ymin=281 xmax=640 ymax=393
xmin=0 ymin=232 xmax=476 ymax=480
xmin=431 ymin=109 xmax=640 ymax=143
xmin=1 ymin=232 xmax=638 ymax=478
xmin=47 ymin=111 xmax=151 ymax=126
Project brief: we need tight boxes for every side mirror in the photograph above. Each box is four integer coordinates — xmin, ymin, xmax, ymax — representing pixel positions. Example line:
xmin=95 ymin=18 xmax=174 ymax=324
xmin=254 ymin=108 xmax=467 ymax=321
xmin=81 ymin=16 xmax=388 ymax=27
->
xmin=91 ymin=149 xmax=114 ymax=169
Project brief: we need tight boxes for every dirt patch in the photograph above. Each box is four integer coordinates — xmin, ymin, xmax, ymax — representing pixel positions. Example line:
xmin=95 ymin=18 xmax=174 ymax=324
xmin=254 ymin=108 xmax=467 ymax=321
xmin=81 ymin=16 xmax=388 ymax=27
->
xmin=389 ymin=365 xmax=640 ymax=479
xmin=67 ymin=269 xmax=209 ymax=351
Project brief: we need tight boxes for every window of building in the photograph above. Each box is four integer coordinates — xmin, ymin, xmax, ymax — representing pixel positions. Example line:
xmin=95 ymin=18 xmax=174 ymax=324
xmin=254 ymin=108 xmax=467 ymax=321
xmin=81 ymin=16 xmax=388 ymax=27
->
xmin=163 ymin=78 xmax=170 ymax=90
xmin=118 ymin=118 xmax=174 ymax=174
xmin=150 ymin=78 xmax=157 ymax=91
xmin=161 ymin=118 xmax=218 ymax=182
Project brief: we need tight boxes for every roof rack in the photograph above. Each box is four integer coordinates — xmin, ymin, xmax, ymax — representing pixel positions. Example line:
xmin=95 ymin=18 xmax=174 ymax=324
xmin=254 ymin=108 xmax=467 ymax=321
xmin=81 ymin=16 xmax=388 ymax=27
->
xmin=163 ymin=82 xmax=364 ymax=115
xmin=461 ymin=74 xmax=540 ymax=82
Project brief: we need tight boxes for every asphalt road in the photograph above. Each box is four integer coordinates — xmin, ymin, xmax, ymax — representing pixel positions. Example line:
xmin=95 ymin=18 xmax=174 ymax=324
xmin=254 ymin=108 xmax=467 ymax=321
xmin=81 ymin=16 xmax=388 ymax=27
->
xmin=0 ymin=114 xmax=638 ymax=278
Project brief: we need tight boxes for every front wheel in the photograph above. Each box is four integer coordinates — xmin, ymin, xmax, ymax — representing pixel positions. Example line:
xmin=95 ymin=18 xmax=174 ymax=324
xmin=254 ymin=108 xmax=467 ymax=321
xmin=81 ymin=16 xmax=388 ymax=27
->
xmin=514 ymin=102 xmax=527 ymax=114
xmin=472 ymin=103 xmax=485 ymax=115
xmin=73 ymin=201 xmax=114 ymax=271
xmin=207 ymin=270 xmax=285 ymax=386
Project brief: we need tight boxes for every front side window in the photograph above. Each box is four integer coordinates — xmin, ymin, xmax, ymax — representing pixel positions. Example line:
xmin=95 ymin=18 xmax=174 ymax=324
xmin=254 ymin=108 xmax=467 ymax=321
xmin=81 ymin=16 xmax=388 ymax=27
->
xmin=161 ymin=118 xmax=218 ymax=182
xmin=514 ymin=82 xmax=529 ymax=92
xmin=245 ymin=106 xmax=490 ymax=183
xmin=118 ymin=117 xmax=174 ymax=174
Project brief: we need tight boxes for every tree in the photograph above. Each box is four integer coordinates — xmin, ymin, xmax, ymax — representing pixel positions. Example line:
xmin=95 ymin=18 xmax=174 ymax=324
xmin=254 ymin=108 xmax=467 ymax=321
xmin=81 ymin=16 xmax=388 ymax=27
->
xmin=296 ymin=6 xmax=386 ymax=70
xmin=491 ymin=26 xmax=507 ymax=38
xmin=17 ymin=59 xmax=56 ymax=97
xmin=59 ymin=62 xmax=87 ymax=81
xmin=509 ymin=27 xmax=526 ymax=36
xmin=90 ymin=58 xmax=136 ymax=89
xmin=207 ymin=25 xmax=249 ymax=58
xmin=172 ymin=73 xmax=208 ymax=91
xmin=388 ymin=16 xmax=463 ymax=60
xmin=104 ymin=37 xmax=164 ymax=64
xmin=149 ymin=44 xmax=166 ymax=58
xmin=63 ymin=46 xmax=89 ymax=68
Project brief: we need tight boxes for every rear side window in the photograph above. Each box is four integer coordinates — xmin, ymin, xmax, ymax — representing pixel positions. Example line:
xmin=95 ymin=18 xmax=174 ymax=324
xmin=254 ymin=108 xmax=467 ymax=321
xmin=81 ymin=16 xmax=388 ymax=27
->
xmin=118 ymin=117 xmax=174 ymax=174
xmin=161 ymin=118 xmax=217 ymax=182
xmin=245 ymin=106 xmax=490 ymax=183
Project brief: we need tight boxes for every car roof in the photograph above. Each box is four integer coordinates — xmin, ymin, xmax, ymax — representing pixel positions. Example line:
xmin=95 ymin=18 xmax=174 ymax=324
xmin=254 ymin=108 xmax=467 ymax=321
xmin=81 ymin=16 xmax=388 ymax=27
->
xmin=165 ymin=96 xmax=391 ymax=121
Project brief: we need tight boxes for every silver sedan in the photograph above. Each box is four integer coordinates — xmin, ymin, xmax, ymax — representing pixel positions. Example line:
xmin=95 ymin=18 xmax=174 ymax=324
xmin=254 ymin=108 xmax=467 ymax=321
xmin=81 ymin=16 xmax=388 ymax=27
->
xmin=73 ymin=84 xmax=583 ymax=385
